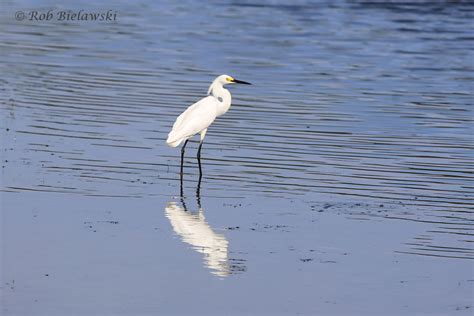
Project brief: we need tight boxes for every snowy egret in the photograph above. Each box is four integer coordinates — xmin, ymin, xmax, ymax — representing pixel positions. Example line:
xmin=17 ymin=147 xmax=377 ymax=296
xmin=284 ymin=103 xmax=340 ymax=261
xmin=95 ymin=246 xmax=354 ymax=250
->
xmin=166 ymin=74 xmax=251 ymax=182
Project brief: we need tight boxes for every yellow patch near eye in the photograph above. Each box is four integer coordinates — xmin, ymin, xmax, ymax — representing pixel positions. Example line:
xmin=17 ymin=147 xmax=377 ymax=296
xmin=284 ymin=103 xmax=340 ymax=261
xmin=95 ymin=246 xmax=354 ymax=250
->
xmin=226 ymin=76 xmax=234 ymax=82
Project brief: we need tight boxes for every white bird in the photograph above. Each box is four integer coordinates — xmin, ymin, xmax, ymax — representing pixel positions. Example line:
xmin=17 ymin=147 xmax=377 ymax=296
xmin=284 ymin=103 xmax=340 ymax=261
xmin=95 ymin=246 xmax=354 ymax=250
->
xmin=166 ymin=74 xmax=251 ymax=182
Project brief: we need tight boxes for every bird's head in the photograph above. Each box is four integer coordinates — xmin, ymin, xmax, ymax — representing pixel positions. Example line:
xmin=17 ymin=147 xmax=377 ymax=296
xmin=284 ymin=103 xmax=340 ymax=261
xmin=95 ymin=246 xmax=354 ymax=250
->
xmin=218 ymin=74 xmax=251 ymax=86
xmin=208 ymin=74 xmax=251 ymax=95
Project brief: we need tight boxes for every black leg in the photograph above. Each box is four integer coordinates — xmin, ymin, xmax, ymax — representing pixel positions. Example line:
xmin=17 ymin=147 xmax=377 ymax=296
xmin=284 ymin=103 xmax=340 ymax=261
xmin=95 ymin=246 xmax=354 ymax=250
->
xmin=180 ymin=139 xmax=189 ymax=196
xmin=196 ymin=140 xmax=204 ymax=204
xmin=196 ymin=180 xmax=202 ymax=209
xmin=180 ymin=139 xmax=189 ymax=177
xmin=197 ymin=141 xmax=203 ymax=179
xmin=196 ymin=169 xmax=202 ymax=207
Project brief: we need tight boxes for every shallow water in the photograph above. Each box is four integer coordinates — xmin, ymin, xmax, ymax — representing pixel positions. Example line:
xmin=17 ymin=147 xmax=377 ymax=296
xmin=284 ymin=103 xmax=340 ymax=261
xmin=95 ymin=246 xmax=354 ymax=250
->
xmin=1 ymin=1 xmax=473 ymax=315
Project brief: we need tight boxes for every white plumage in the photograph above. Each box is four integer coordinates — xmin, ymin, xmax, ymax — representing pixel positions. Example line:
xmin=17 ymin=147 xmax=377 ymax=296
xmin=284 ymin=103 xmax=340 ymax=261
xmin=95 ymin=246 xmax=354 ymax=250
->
xmin=166 ymin=96 xmax=218 ymax=147
xmin=166 ymin=74 xmax=251 ymax=181
xmin=167 ymin=74 xmax=250 ymax=147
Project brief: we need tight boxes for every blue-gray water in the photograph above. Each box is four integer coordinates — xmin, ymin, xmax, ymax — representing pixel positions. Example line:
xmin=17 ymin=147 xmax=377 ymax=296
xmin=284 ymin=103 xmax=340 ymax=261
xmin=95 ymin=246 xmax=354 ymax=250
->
xmin=1 ymin=1 xmax=473 ymax=315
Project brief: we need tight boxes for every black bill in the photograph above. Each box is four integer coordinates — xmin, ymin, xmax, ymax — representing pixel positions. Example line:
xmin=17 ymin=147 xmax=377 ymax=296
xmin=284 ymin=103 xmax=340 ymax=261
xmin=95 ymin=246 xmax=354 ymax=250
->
xmin=233 ymin=78 xmax=251 ymax=85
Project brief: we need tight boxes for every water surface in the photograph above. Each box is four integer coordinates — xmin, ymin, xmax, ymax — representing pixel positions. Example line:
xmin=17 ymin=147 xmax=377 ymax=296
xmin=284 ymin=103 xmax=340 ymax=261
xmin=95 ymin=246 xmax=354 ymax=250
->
xmin=1 ymin=1 xmax=473 ymax=315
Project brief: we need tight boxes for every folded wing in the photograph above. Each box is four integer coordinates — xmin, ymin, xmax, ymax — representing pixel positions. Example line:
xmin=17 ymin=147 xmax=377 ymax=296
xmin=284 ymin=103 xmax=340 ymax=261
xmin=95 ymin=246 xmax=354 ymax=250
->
xmin=166 ymin=96 xmax=218 ymax=147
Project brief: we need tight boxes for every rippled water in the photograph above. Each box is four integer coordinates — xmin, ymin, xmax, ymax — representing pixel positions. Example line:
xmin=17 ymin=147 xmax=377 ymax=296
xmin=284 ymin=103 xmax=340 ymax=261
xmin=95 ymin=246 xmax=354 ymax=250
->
xmin=1 ymin=1 xmax=473 ymax=315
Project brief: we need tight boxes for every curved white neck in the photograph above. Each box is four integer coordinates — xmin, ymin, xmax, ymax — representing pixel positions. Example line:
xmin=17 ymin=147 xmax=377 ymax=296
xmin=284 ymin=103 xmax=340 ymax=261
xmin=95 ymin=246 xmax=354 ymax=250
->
xmin=208 ymin=82 xmax=232 ymax=117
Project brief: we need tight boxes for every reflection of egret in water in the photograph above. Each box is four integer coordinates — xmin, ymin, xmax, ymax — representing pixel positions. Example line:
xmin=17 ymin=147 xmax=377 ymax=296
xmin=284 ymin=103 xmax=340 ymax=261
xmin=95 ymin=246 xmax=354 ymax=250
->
xmin=165 ymin=197 xmax=231 ymax=277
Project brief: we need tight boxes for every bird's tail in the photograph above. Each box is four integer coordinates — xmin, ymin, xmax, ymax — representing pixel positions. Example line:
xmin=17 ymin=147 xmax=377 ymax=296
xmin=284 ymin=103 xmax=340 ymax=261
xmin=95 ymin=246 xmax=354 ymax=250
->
xmin=166 ymin=139 xmax=182 ymax=147
xmin=166 ymin=133 xmax=183 ymax=147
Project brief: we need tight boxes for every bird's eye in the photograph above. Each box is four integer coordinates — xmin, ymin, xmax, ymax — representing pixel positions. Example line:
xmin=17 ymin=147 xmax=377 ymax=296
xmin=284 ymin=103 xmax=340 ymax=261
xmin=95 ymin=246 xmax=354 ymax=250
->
xmin=226 ymin=77 xmax=234 ymax=82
